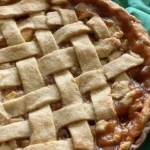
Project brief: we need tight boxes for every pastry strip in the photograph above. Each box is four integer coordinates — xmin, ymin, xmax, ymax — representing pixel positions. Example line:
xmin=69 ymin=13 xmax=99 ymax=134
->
xmin=18 ymin=140 xmax=73 ymax=150
xmin=0 ymin=102 xmax=10 ymax=125
xmin=29 ymin=106 xmax=56 ymax=144
xmin=68 ymin=121 xmax=94 ymax=150
xmin=108 ymin=50 xmax=130 ymax=81
xmin=0 ymin=41 xmax=40 ymax=64
xmin=35 ymin=30 xmax=59 ymax=55
xmin=53 ymin=103 xmax=89 ymax=130
xmin=16 ymin=58 xmax=44 ymax=94
xmin=83 ymin=103 xmax=96 ymax=120
xmin=0 ymin=67 xmax=21 ymax=89
xmin=1 ymin=19 xmax=25 ymax=46
xmin=87 ymin=16 xmax=111 ymax=39
xmin=71 ymin=34 xmax=101 ymax=72
xmin=47 ymin=12 xmax=63 ymax=26
xmin=104 ymin=53 xmax=144 ymax=79
xmin=38 ymin=47 xmax=77 ymax=76
xmin=0 ymin=0 xmax=49 ymax=18
xmin=0 ymin=121 xmax=30 ymax=143
xmin=18 ymin=16 xmax=48 ymax=31
xmin=54 ymin=70 xmax=82 ymax=106
xmin=58 ymin=9 xmax=78 ymax=25
xmin=54 ymin=21 xmax=91 ymax=44
xmin=91 ymin=86 xmax=117 ymax=121
xmin=76 ymin=69 xmax=107 ymax=93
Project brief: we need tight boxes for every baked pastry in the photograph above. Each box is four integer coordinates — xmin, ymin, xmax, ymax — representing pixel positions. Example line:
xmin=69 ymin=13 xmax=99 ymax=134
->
xmin=0 ymin=0 xmax=149 ymax=150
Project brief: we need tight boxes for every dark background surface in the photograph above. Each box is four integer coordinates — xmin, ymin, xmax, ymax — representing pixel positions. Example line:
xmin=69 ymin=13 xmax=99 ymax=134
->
xmin=139 ymin=134 xmax=150 ymax=150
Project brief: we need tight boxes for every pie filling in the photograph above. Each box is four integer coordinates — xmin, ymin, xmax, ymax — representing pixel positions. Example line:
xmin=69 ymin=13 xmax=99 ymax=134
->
xmin=0 ymin=0 xmax=149 ymax=150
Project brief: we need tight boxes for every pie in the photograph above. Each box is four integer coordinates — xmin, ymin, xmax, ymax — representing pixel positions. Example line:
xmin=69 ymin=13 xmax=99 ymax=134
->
xmin=0 ymin=0 xmax=149 ymax=150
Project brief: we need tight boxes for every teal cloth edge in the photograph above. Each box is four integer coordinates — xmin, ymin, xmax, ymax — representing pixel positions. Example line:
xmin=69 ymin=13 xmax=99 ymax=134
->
xmin=112 ymin=0 xmax=150 ymax=35
xmin=112 ymin=0 xmax=150 ymax=150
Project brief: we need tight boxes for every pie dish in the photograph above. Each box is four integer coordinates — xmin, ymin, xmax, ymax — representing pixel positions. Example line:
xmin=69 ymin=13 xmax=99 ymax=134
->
xmin=0 ymin=0 xmax=149 ymax=150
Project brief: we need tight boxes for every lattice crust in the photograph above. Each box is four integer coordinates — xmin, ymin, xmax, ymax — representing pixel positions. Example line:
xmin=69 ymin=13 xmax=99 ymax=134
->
xmin=0 ymin=0 xmax=147 ymax=150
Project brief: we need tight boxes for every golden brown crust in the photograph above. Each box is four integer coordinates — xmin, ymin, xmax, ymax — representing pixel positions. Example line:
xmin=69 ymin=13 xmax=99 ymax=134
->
xmin=141 ymin=95 xmax=150 ymax=126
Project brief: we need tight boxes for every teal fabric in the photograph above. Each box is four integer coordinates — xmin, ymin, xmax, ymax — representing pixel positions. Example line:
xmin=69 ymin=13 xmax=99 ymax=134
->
xmin=111 ymin=1 xmax=150 ymax=149
xmin=112 ymin=0 xmax=150 ymax=35
xmin=139 ymin=134 xmax=150 ymax=150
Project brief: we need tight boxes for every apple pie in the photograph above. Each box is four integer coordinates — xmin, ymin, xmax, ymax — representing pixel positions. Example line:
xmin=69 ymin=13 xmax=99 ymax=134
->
xmin=0 ymin=0 xmax=149 ymax=150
